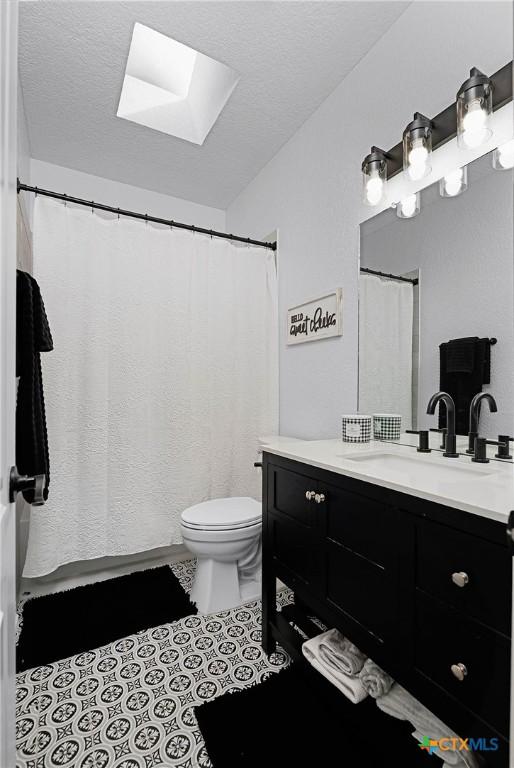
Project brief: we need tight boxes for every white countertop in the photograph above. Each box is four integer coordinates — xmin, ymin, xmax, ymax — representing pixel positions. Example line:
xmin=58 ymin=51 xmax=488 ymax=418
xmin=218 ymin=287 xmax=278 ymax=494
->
xmin=262 ymin=436 xmax=514 ymax=524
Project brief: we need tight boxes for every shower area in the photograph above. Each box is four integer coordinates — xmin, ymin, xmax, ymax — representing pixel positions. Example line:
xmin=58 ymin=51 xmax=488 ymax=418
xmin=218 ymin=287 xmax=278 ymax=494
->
xmin=18 ymin=190 xmax=278 ymax=583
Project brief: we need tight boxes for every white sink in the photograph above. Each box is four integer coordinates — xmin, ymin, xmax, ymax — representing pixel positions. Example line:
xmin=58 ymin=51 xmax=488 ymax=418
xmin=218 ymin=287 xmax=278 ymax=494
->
xmin=341 ymin=451 xmax=498 ymax=482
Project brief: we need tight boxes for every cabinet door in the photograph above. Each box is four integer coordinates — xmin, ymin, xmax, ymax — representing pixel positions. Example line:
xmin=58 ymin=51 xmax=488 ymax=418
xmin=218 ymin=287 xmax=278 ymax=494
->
xmin=319 ymin=480 xmax=406 ymax=649
xmin=266 ymin=464 xmax=321 ymax=594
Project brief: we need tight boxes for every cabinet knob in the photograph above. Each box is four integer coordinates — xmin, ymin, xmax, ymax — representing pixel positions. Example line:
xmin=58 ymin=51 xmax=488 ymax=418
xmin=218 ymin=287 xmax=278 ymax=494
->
xmin=314 ymin=493 xmax=326 ymax=504
xmin=305 ymin=491 xmax=316 ymax=501
xmin=450 ymin=663 xmax=468 ymax=681
xmin=451 ymin=571 xmax=469 ymax=588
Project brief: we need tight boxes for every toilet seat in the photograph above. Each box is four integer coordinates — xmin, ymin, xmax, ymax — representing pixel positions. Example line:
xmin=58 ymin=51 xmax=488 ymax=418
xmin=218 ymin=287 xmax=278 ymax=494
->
xmin=181 ymin=497 xmax=261 ymax=531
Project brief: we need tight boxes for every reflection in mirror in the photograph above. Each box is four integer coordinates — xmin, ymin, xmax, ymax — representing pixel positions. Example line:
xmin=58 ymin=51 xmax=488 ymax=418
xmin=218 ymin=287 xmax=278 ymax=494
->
xmin=359 ymin=153 xmax=514 ymax=461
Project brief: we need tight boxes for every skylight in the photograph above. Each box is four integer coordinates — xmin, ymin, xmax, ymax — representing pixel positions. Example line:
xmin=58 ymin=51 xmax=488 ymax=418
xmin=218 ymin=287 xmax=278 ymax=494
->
xmin=117 ymin=23 xmax=240 ymax=145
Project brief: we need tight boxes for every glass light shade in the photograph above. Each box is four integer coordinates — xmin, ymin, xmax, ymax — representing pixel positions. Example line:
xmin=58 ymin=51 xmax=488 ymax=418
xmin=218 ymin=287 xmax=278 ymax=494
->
xmin=362 ymin=148 xmax=387 ymax=207
xmin=492 ymin=139 xmax=514 ymax=170
xmin=457 ymin=68 xmax=493 ymax=149
xmin=403 ymin=114 xmax=432 ymax=181
xmin=396 ymin=192 xmax=420 ymax=219
xmin=439 ymin=166 xmax=468 ymax=197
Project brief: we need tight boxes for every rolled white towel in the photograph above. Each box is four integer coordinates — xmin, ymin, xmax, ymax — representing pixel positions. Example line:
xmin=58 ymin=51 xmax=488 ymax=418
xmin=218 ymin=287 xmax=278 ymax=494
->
xmin=358 ymin=658 xmax=394 ymax=698
xmin=318 ymin=628 xmax=366 ymax=676
xmin=302 ymin=632 xmax=367 ymax=704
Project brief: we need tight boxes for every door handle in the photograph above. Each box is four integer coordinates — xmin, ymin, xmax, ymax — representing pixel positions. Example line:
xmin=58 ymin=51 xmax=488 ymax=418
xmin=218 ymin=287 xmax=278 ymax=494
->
xmin=9 ymin=466 xmax=45 ymax=506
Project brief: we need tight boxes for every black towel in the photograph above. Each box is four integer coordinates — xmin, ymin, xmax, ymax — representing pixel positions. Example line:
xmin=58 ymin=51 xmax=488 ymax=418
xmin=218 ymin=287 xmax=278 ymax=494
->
xmin=16 ymin=270 xmax=53 ymax=503
xmin=439 ymin=336 xmax=491 ymax=435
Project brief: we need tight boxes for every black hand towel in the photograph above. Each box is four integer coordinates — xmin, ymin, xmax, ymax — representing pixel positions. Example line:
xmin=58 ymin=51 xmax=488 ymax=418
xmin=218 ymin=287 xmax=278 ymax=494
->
xmin=439 ymin=336 xmax=491 ymax=435
xmin=16 ymin=270 xmax=53 ymax=503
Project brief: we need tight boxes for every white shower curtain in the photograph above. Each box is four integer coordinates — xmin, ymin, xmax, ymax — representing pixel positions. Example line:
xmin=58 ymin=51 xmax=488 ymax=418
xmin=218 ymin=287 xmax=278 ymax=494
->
xmin=359 ymin=274 xmax=413 ymax=430
xmin=24 ymin=197 xmax=278 ymax=577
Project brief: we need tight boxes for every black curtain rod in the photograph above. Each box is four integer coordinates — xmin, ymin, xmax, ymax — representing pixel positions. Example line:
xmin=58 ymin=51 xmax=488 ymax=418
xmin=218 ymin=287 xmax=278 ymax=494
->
xmin=360 ymin=267 xmax=418 ymax=285
xmin=17 ymin=180 xmax=277 ymax=251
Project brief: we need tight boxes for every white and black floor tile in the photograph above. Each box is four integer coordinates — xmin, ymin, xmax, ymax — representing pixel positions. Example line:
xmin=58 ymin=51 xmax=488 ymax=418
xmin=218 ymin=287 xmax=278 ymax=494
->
xmin=16 ymin=559 xmax=292 ymax=768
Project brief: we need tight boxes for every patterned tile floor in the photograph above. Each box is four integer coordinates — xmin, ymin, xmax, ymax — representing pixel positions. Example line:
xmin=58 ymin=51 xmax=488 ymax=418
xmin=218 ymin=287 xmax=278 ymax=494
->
xmin=16 ymin=560 xmax=292 ymax=768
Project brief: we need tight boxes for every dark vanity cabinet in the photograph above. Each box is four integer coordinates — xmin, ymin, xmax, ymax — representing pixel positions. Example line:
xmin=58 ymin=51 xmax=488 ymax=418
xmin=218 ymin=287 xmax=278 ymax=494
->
xmin=262 ymin=453 xmax=512 ymax=766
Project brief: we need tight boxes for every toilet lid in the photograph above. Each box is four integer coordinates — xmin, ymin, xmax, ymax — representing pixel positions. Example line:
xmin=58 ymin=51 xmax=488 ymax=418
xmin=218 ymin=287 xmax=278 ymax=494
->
xmin=181 ymin=497 xmax=261 ymax=530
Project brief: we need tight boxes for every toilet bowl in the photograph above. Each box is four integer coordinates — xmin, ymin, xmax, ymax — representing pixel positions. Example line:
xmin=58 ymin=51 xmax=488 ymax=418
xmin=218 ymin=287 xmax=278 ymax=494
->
xmin=181 ymin=496 xmax=262 ymax=614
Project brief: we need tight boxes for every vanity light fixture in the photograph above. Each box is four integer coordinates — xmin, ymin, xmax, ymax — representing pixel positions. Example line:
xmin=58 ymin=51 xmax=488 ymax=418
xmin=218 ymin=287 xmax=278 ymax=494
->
xmin=492 ymin=139 xmax=514 ymax=170
xmin=439 ymin=166 xmax=468 ymax=197
xmin=457 ymin=67 xmax=493 ymax=149
xmin=403 ymin=113 xmax=432 ymax=181
xmin=362 ymin=147 xmax=388 ymax=206
xmin=396 ymin=192 xmax=420 ymax=219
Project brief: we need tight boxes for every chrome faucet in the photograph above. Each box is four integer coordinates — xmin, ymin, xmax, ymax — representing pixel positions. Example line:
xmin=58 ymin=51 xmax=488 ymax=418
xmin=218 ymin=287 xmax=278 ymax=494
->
xmin=426 ymin=392 xmax=459 ymax=457
xmin=467 ymin=392 xmax=498 ymax=454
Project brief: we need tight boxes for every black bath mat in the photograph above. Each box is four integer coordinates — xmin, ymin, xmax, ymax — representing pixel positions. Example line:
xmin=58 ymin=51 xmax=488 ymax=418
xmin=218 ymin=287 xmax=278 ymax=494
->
xmin=195 ymin=664 xmax=440 ymax=767
xmin=17 ymin=565 xmax=196 ymax=671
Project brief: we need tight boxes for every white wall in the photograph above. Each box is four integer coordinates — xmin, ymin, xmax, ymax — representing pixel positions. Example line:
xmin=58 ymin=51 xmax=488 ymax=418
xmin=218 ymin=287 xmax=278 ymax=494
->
xmin=29 ymin=159 xmax=226 ymax=233
xmin=17 ymin=77 xmax=32 ymax=226
xmin=226 ymin=1 xmax=513 ymax=439
xmin=361 ymin=155 xmax=514 ymax=438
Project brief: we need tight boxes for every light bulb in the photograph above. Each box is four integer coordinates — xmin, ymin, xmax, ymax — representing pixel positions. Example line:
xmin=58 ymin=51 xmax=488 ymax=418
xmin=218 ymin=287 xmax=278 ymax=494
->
xmin=408 ymin=138 xmax=429 ymax=180
xmin=399 ymin=194 xmax=418 ymax=218
xmin=443 ymin=168 xmax=465 ymax=197
xmin=496 ymin=139 xmax=514 ymax=169
xmin=462 ymin=99 xmax=488 ymax=148
xmin=365 ymin=176 xmax=384 ymax=206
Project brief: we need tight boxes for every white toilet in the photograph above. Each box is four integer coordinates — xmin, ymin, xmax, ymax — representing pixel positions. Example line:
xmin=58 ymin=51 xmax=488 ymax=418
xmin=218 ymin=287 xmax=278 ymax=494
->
xmin=181 ymin=496 xmax=262 ymax=614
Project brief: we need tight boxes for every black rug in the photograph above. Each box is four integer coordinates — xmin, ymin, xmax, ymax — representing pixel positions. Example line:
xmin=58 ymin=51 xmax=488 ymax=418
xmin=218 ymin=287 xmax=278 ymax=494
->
xmin=195 ymin=664 xmax=441 ymax=767
xmin=17 ymin=565 xmax=196 ymax=671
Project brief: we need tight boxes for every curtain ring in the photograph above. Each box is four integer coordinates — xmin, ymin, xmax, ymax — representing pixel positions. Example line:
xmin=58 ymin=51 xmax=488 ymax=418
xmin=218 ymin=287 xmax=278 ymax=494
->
xmin=169 ymin=220 xmax=174 ymax=231
xmin=91 ymin=201 xmax=94 ymax=214
xmin=34 ymin=186 xmax=38 ymax=198
xmin=117 ymin=208 xmax=120 ymax=220
xmin=63 ymin=193 xmax=67 ymax=208
xmin=145 ymin=213 xmax=148 ymax=225
xmin=210 ymin=230 xmax=213 ymax=240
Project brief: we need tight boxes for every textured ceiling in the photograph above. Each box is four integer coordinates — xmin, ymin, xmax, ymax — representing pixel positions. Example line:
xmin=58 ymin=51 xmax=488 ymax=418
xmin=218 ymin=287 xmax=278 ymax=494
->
xmin=19 ymin=1 xmax=409 ymax=209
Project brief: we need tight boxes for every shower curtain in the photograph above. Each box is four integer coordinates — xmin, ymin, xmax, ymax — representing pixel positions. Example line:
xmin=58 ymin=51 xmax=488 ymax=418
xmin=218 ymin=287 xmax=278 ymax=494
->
xmin=359 ymin=274 xmax=413 ymax=430
xmin=23 ymin=197 xmax=278 ymax=577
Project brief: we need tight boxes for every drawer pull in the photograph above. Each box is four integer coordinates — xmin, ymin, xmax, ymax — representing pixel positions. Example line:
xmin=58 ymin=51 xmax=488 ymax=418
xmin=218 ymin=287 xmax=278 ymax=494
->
xmin=451 ymin=571 xmax=469 ymax=588
xmin=450 ymin=663 xmax=468 ymax=681
xmin=314 ymin=493 xmax=326 ymax=504
xmin=305 ymin=491 xmax=316 ymax=501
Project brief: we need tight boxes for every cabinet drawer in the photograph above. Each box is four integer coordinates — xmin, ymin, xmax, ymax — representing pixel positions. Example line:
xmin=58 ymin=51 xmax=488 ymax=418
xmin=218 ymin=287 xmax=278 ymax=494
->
xmin=416 ymin=522 xmax=511 ymax=635
xmin=267 ymin=465 xmax=318 ymax=527
xmin=415 ymin=592 xmax=510 ymax=736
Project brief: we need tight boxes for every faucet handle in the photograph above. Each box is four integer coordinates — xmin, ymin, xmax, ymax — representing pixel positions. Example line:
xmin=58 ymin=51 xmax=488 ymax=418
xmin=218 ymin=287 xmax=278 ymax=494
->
xmin=405 ymin=430 xmax=431 ymax=453
xmin=430 ymin=427 xmax=447 ymax=450
xmin=495 ymin=436 xmax=513 ymax=460
xmin=472 ymin=437 xmax=508 ymax=464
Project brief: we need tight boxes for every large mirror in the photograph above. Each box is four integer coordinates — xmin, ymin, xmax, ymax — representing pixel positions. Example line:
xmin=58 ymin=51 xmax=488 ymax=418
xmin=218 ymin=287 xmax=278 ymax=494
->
xmin=359 ymin=153 xmax=514 ymax=459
